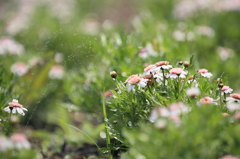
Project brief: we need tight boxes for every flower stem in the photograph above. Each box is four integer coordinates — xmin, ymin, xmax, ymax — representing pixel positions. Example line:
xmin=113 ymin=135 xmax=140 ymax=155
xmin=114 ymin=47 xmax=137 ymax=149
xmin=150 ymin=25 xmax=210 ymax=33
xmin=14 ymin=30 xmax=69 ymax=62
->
xmin=102 ymin=89 xmax=112 ymax=159
xmin=175 ymin=76 xmax=181 ymax=100
xmin=223 ymin=93 xmax=226 ymax=102
xmin=162 ymin=69 xmax=166 ymax=90
xmin=6 ymin=112 xmax=13 ymax=136
xmin=219 ymin=89 xmax=223 ymax=106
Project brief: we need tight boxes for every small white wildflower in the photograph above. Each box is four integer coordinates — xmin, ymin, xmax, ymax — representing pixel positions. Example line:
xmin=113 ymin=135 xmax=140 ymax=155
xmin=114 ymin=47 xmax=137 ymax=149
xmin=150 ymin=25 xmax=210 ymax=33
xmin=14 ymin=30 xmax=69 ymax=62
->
xmin=186 ymin=87 xmax=201 ymax=97
xmin=4 ymin=99 xmax=28 ymax=116
xmin=198 ymin=69 xmax=213 ymax=78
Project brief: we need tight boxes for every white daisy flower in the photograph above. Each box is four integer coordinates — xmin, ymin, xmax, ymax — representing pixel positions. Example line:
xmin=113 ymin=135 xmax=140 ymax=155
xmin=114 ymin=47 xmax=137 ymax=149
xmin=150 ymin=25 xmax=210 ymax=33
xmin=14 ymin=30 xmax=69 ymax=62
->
xmin=153 ymin=61 xmax=172 ymax=72
xmin=226 ymin=102 xmax=240 ymax=112
xmin=138 ymin=43 xmax=157 ymax=59
xmin=221 ymin=86 xmax=233 ymax=94
xmin=10 ymin=62 xmax=29 ymax=76
xmin=125 ymin=75 xmax=148 ymax=92
xmin=166 ymin=68 xmax=188 ymax=79
xmin=0 ymin=136 xmax=13 ymax=151
xmin=153 ymin=72 xmax=164 ymax=83
xmin=48 ymin=65 xmax=64 ymax=79
xmin=198 ymin=69 xmax=213 ymax=78
xmin=10 ymin=133 xmax=31 ymax=149
xmin=226 ymin=93 xmax=240 ymax=103
xmin=148 ymin=107 xmax=170 ymax=122
xmin=143 ymin=64 xmax=155 ymax=75
xmin=186 ymin=87 xmax=201 ymax=97
xmin=4 ymin=99 xmax=27 ymax=116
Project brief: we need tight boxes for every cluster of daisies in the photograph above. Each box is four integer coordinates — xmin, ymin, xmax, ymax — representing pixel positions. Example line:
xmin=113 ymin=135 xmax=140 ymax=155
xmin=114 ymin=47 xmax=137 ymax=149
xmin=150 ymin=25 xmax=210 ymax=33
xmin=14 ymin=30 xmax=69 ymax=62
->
xmin=123 ymin=60 xmax=214 ymax=92
xmin=110 ymin=60 xmax=240 ymax=127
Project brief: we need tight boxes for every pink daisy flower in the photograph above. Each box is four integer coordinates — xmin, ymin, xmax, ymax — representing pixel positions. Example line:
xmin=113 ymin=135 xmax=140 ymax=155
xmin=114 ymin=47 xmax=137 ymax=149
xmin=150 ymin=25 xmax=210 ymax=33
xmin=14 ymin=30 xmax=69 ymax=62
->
xmin=143 ymin=64 xmax=155 ymax=75
xmin=10 ymin=62 xmax=29 ymax=76
xmin=10 ymin=133 xmax=30 ymax=149
xmin=167 ymin=68 xmax=188 ymax=79
xmin=4 ymin=99 xmax=27 ymax=116
xmin=125 ymin=75 xmax=148 ymax=92
xmin=198 ymin=69 xmax=213 ymax=78
xmin=198 ymin=96 xmax=218 ymax=105
xmin=153 ymin=61 xmax=172 ymax=72
xmin=227 ymin=93 xmax=240 ymax=103
xmin=221 ymin=86 xmax=233 ymax=94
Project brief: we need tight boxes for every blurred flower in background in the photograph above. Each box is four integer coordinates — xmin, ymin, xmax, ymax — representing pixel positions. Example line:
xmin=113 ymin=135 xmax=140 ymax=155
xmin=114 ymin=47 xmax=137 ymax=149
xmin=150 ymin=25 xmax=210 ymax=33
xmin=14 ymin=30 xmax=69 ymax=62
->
xmin=10 ymin=133 xmax=31 ymax=149
xmin=10 ymin=62 xmax=29 ymax=76
xmin=48 ymin=64 xmax=64 ymax=79
xmin=0 ymin=37 xmax=24 ymax=55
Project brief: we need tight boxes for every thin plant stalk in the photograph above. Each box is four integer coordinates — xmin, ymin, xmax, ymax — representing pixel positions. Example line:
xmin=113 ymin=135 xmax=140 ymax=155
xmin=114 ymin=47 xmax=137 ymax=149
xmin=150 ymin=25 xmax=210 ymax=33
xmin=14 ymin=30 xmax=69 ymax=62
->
xmin=6 ymin=112 xmax=13 ymax=136
xmin=102 ymin=89 xmax=112 ymax=159
xmin=175 ymin=76 xmax=181 ymax=100
xmin=219 ymin=88 xmax=223 ymax=105
xmin=162 ymin=69 xmax=166 ymax=90
xmin=223 ymin=93 xmax=227 ymax=102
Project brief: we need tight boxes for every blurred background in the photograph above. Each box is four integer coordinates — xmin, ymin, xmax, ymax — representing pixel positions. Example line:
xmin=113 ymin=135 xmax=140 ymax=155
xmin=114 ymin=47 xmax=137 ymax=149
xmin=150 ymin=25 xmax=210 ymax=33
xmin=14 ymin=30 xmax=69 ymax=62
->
xmin=0 ymin=0 xmax=240 ymax=158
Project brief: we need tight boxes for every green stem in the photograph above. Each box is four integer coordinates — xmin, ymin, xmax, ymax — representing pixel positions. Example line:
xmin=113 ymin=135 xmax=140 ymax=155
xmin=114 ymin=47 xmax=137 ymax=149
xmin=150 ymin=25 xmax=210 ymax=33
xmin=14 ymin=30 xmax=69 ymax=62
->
xmin=162 ymin=69 xmax=166 ymax=90
xmin=175 ymin=76 xmax=181 ymax=100
xmin=102 ymin=89 xmax=112 ymax=159
xmin=6 ymin=112 xmax=12 ymax=136
xmin=223 ymin=93 xmax=226 ymax=102
xmin=219 ymin=88 xmax=223 ymax=106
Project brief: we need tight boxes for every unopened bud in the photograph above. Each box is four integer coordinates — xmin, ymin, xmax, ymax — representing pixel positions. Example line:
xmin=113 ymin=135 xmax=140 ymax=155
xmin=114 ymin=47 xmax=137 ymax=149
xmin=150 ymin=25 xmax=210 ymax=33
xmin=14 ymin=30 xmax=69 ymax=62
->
xmin=183 ymin=61 xmax=189 ymax=67
xmin=113 ymin=120 xmax=118 ymax=124
xmin=218 ymin=83 xmax=224 ymax=88
xmin=110 ymin=71 xmax=117 ymax=80
xmin=161 ymin=91 xmax=167 ymax=96
xmin=217 ymin=78 xmax=222 ymax=83
xmin=178 ymin=61 xmax=183 ymax=65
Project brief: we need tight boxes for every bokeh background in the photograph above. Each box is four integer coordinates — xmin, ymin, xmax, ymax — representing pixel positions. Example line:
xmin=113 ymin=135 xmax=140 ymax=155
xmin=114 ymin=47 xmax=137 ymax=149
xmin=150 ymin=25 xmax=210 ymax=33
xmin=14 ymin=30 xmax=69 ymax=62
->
xmin=0 ymin=0 xmax=240 ymax=158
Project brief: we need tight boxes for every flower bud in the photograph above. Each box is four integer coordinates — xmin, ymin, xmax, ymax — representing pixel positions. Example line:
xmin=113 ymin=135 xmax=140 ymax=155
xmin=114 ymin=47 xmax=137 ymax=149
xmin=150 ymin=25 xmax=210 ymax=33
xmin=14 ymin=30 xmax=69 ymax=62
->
xmin=110 ymin=71 xmax=117 ymax=80
xmin=161 ymin=91 xmax=167 ymax=96
xmin=218 ymin=83 xmax=224 ymax=88
xmin=178 ymin=61 xmax=183 ymax=65
xmin=216 ymin=78 xmax=222 ymax=83
xmin=183 ymin=61 xmax=189 ymax=67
